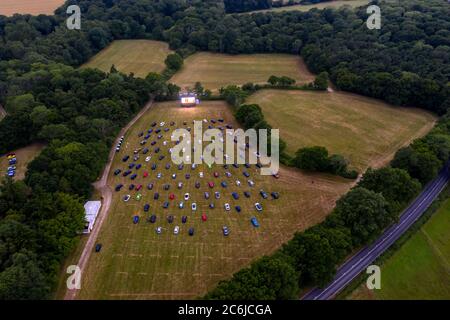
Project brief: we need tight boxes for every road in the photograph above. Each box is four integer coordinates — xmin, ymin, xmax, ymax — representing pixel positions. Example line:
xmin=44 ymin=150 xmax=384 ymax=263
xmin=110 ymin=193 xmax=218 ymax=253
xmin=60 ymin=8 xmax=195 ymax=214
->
xmin=303 ymin=162 xmax=450 ymax=300
xmin=64 ymin=99 xmax=153 ymax=300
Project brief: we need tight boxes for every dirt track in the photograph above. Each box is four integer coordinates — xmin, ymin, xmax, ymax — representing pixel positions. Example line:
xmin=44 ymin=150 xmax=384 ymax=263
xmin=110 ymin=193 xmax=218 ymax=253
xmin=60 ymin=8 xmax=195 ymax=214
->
xmin=64 ymin=99 xmax=153 ymax=300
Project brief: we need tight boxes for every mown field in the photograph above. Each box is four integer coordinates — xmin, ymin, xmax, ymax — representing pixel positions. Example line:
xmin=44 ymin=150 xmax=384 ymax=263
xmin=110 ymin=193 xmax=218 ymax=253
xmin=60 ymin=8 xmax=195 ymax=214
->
xmin=348 ymin=197 xmax=450 ymax=300
xmin=76 ymin=101 xmax=352 ymax=299
xmin=82 ymin=40 xmax=173 ymax=78
xmin=0 ymin=143 xmax=46 ymax=181
xmin=241 ymin=0 xmax=370 ymax=14
xmin=0 ymin=0 xmax=64 ymax=16
xmin=246 ymin=89 xmax=436 ymax=171
xmin=171 ymin=52 xmax=315 ymax=92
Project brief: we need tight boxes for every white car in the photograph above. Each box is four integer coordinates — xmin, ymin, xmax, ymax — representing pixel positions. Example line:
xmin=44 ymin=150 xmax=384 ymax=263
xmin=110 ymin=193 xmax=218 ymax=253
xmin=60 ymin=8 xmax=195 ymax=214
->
xmin=225 ymin=172 xmax=232 ymax=177
xmin=145 ymin=156 xmax=151 ymax=162
xmin=160 ymin=121 xmax=165 ymax=127
xmin=157 ymin=173 xmax=162 ymax=179
xmin=156 ymin=226 xmax=162 ymax=234
xmin=184 ymin=193 xmax=190 ymax=201
xmin=179 ymin=201 xmax=184 ymax=209
xmin=224 ymin=203 xmax=231 ymax=211
xmin=236 ymin=180 xmax=241 ymax=186
xmin=172 ymin=173 xmax=177 ymax=179
xmin=163 ymin=141 xmax=167 ymax=146
xmin=174 ymin=226 xmax=180 ymax=235
xmin=192 ymin=202 xmax=197 ymax=211
xmin=123 ymin=195 xmax=131 ymax=202
xmin=199 ymin=172 xmax=204 ymax=178
xmin=255 ymin=203 xmax=263 ymax=211
xmin=191 ymin=163 xmax=197 ymax=169
xmin=178 ymin=182 xmax=183 ymax=189
xmin=248 ymin=180 xmax=255 ymax=187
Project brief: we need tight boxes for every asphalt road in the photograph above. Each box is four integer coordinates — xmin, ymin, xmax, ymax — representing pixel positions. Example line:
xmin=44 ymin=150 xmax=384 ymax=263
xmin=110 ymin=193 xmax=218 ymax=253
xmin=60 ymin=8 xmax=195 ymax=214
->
xmin=303 ymin=163 xmax=450 ymax=300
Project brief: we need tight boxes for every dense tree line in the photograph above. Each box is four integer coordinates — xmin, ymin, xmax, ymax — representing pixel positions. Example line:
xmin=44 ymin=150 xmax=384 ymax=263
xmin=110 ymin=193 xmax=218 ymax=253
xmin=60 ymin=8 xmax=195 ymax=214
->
xmin=224 ymin=0 xmax=272 ymax=13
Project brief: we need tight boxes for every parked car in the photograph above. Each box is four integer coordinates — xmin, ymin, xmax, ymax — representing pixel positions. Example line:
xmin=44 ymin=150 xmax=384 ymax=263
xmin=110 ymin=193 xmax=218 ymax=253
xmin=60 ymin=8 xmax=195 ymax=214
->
xmin=133 ymin=216 xmax=139 ymax=224
xmin=174 ymin=226 xmax=180 ymax=235
xmin=136 ymin=184 xmax=142 ymax=191
xmin=167 ymin=215 xmax=174 ymax=223
xmin=244 ymin=191 xmax=251 ymax=198
xmin=201 ymin=214 xmax=207 ymax=222
xmin=169 ymin=193 xmax=175 ymax=200
xmin=223 ymin=226 xmax=230 ymax=236
xmin=143 ymin=171 xmax=148 ymax=178
xmin=243 ymin=171 xmax=250 ymax=178
xmin=248 ymin=180 xmax=255 ymax=187
xmin=145 ymin=156 xmax=151 ymax=162
xmin=130 ymin=174 xmax=137 ymax=180
xmin=149 ymin=215 xmax=157 ymax=223
xmin=123 ymin=195 xmax=131 ymax=202
xmin=271 ymin=192 xmax=280 ymax=199
xmin=129 ymin=163 xmax=135 ymax=169
xmin=191 ymin=203 xmax=197 ymax=211
xmin=122 ymin=155 xmax=130 ymax=162
xmin=195 ymin=181 xmax=201 ymax=189
xmin=144 ymin=204 xmax=150 ymax=212
xmin=157 ymin=173 xmax=162 ymax=179
xmin=188 ymin=228 xmax=194 ymax=236
xmin=209 ymin=203 xmax=215 ymax=209
xmin=115 ymin=184 xmax=123 ymax=192
xmin=165 ymin=163 xmax=171 ymax=169
xmin=214 ymin=172 xmax=219 ymax=178
xmin=163 ymin=201 xmax=169 ymax=209
xmin=129 ymin=184 xmax=135 ymax=190
xmin=221 ymin=181 xmax=228 ymax=188
xmin=95 ymin=243 xmax=102 ymax=252
xmin=179 ymin=201 xmax=184 ymax=209
xmin=232 ymin=192 xmax=239 ymax=200
xmin=164 ymin=184 xmax=170 ymax=190
xmin=235 ymin=205 xmax=241 ymax=213
xmin=251 ymin=217 xmax=259 ymax=227
xmin=114 ymin=169 xmax=122 ymax=175
xmin=215 ymin=191 xmax=220 ymax=199
xmin=182 ymin=216 xmax=187 ymax=224
xmin=236 ymin=180 xmax=241 ymax=186
xmin=260 ymin=190 xmax=268 ymax=199
xmin=204 ymin=192 xmax=210 ymax=199
xmin=156 ymin=226 xmax=162 ymax=234
xmin=225 ymin=172 xmax=232 ymax=177
xmin=147 ymin=183 xmax=154 ymax=190
xmin=255 ymin=203 xmax=263 ymax=211
xmin=154 ymin=192 xmax=159 ymax=200
xmin=184 ymin=193 xmax=190 ymax=201
xmin=136 ymin=164 xmax=142 ymax=170
xmin=224 ymin=203 xmax=231 ymax=211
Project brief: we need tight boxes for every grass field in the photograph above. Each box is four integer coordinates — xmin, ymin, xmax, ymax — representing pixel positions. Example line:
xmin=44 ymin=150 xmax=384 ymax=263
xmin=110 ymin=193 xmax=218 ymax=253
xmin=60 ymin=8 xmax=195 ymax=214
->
xmin=246 ymin=90 xmax=436 ymax=171
xmin=348 ymin=197 xmax=450 ymax=300
xmin=171 ymin=52 xmax=315 ymax=92
xmin=0 ymin=143 xmax=46 ymax=181
xmin=82 ymin=40 xmax=173 ymax=78
xmin=0 ymin=0 xmax=64 ymax=16
xmin=241 ymin=0 xmax=370 ymax=14
xmin=75 ymin=100 xmax=352 ymax=299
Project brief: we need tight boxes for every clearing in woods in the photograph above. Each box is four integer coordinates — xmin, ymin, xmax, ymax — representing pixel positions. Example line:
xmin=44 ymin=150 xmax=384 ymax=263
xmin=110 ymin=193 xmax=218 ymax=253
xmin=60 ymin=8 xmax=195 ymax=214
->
xmin=82 ymin=40 xmax=173 ymax=78
xmin=0 ymin=0 xmax=65 ymax=16
xmin=75 ymin=100 xmax=353 ymax=299
xmin=246 ymin=89 xmax=437 ymax=171
xmin=0 ymin=143 xmax=46 ymax=181
xmin=240 ymin=0 xmax=371 ymax=14
xmin=170 ymin=52 xmax=315 ymax=92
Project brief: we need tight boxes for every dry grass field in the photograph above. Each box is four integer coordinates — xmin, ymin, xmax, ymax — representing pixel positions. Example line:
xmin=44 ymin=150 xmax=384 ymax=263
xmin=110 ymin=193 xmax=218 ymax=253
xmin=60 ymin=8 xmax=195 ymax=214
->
xmin=0 ymin=143 xmax=46 ymax=181
xmin=171 ymin=52 xmax=315 ymax=92
xmin=246 ymin=89 xmax=436 ymax=171
xmin=75 ymin=100 xmax=352 ymax=299
xmin=0 ymin=0 xmax=64 ymax=16
xmin=241 ymin=0 xmax=370 ymax=14
xmin=82 ymin=40 xmax=173 ymax=78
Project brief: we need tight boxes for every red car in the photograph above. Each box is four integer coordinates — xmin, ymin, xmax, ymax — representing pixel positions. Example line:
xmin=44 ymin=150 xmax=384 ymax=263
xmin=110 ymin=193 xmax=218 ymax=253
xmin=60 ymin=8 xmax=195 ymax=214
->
xmin=201 ymin=214 xmax=207 ymax=221
xmin=213 ymin=172 xmax=219 ymax=178
xmin=136 ymin=184 xmax=143 ymax=191
xmin=169 ymin=193 xmax=175 ymax=200
xmin=143 ymin=171 xmax=149 ymax=178
xmin=208 ymin=182 xmax=214 ymax=188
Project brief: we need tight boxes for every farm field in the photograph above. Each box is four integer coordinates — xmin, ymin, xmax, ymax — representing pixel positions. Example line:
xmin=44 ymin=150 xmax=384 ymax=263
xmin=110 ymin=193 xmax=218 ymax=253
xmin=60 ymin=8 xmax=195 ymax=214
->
xmin=241 ymin=0 xmax=370 ymax=14
xmin=246 ymin=89 xmax=436 ymax=171
xmin=171 ymin=52 xmax=315 ymax=92
xmin=348 ymin=197 xmax=450 ymax=300
xmin=82 ymin=40 xmax=173 ymax=78
xmin=0 ymin=143 xmax=46 ymax=181
xmin=75 ymin=100 xmax=353 ymax=299
xmin=0 ymin=0 xmax=64 ymax=16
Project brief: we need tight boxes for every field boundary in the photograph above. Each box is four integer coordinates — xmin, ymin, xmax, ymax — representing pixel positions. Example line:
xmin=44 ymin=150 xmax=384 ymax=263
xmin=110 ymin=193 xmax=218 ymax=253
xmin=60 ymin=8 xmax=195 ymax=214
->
xmin=64 ymin=99 xmax=154 ymax=300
